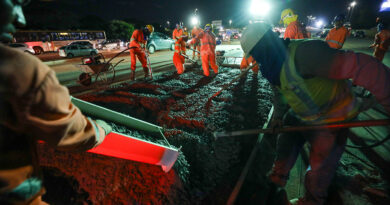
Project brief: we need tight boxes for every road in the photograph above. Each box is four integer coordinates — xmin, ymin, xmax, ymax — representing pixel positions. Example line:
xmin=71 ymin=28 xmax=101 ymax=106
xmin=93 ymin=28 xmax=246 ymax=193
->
xmin=38 ymin=37 xmax=390 ymax=95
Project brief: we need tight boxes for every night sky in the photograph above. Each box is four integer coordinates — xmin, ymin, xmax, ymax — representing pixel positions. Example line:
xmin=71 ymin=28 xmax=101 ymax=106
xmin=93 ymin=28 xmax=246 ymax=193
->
xmin=27 ymin=0 xmax=385 ymax=27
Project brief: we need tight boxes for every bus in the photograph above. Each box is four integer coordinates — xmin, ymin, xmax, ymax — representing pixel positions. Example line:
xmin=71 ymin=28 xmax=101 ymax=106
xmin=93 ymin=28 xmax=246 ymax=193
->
xmin=13 ymin=30 xmax=106 ymax=55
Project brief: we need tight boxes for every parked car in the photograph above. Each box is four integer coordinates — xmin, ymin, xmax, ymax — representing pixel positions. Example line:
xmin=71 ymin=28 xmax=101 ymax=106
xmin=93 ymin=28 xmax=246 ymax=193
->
xmin=352 ymin=30 xmax=366 ymax=38
xmin=147 ymin=32 xmax=175 ymax=54
xmin=68 ymin=41 xmax=94 ymax=48
xmin=58 ymin=44 xmax=98 ymax=58
xmin=98 ymin=39 xmax=123 ymax=50
xmin=8 ymin=43 xmax=35 ymax=54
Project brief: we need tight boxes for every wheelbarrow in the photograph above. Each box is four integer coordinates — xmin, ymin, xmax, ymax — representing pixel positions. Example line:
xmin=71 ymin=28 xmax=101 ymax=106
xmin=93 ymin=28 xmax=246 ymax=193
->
xmin=78 ymin=53 xmax=124 ymax=87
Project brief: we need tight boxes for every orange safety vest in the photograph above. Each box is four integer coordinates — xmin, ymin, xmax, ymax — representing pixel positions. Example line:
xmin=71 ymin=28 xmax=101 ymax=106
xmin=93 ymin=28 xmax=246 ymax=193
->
xmin=240 ymin=56 xmax=259 ymax=73
xmin=196 ymin=31 xmax=217 ymax=53
xmin=129 ymin=29 xmax=146 ymax=48
xmin=325 ymin=26 xmax=349 ymax=49
xmin=375 ymin=29 xmax=390 ymax=50
xmin=284 ymin=21 xmax=309 ymax=40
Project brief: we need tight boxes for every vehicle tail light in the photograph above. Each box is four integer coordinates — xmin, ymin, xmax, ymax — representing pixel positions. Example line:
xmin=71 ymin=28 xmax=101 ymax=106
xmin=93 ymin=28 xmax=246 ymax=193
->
xmin=83 ymin=58 xmax=93 ymax=64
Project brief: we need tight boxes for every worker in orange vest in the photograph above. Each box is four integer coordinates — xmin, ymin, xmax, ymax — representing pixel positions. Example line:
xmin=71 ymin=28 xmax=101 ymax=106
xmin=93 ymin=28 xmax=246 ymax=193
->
xmin=129 ymin=25 xmax=154 ymax=80
xmin=325 ymin=14 xmax=350 ymax=49
xmin=191 ymin=25 xmax=203 ymax=60
xmin=280 ymin=8 xmax=309 ymax=40
xmin=189 ymin=24 xmax=219 ymax=77
xmin=240 ymin=56 xmax=259 ymax=74
xmin=370 ymin=23 xmax=390 ymax=61
xmin=172 ymin=23 xmax=188 ymax=74
xmin=173 ymin=23 xmax=186 ymax=54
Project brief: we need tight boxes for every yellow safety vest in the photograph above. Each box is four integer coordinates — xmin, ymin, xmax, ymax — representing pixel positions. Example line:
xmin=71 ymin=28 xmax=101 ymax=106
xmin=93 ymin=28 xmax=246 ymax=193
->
xmin=278 ymin=40 xmax=360 ymax=124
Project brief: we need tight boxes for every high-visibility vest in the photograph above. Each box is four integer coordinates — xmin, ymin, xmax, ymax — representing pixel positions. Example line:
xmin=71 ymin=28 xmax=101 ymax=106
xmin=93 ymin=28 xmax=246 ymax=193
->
xmin=278 ymin=40 xmax=360 ymax=124
xmin=325 ymin=27 xmax=349 ymax=49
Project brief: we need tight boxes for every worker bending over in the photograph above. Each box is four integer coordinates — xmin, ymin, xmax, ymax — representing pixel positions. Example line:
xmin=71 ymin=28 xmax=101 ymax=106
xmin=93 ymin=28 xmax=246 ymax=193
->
xmin=189 ymin=24 xmax=219 ymax=77
xmin=241 ymin=23 xmax=390 ymax=205
xmin=0 ymin=0 xmax=112 ymax=204
xmin=326 ymin=14 xmax=350 ymax=49
xmin=280 ymin=8 xmax=309 ymax=40
xmin=129 ymin=25 xmax=154 ymax=80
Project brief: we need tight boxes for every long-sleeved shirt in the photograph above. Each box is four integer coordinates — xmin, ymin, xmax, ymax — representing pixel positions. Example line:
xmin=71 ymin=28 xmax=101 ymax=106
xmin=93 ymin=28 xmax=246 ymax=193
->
xmin=373 ymin=29 xmax=390 ymax=51
xmin=0 ymin=44 xmax=105 ymax=200
xmin=284 ymin=21 xmax=309 ymax=40
xmin=325 ymin=26 xmax=350 ymax=49
xmin=190 ymin=31 xmax=217 ymax=54
xmin=273 ymin=40 xmax=390 ymax=119
xmin=129 ymin=29 xmax=146 ymax=49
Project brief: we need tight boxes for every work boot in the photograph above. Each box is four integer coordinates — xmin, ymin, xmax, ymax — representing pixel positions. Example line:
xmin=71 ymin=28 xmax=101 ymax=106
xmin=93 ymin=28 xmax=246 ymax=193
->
xmin=143 ymin=67 xmax=150 ymax=79
xmin=130 ymin=70 xmax=135 ymax=81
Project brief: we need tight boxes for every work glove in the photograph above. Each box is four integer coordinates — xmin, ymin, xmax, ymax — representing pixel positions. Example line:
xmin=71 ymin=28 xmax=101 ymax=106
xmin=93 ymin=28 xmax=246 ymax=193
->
xmin=95 ymin=119 xmax=112 ymax=136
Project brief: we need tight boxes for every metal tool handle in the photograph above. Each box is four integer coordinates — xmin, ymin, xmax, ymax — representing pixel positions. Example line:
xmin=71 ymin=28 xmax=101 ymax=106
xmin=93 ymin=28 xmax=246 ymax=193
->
xmin=214 ymin=119 xmax=390 ymax=139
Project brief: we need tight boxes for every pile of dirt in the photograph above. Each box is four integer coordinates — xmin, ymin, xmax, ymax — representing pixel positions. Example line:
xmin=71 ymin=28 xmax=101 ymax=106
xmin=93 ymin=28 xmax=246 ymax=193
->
xmin=38 ymin=67 xmax=274 ymax=204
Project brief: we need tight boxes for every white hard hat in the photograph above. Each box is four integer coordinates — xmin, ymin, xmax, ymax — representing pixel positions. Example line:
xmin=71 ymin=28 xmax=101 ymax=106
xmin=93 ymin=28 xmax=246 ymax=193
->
xmin=240 ymin=23 xmax=272 ymax=58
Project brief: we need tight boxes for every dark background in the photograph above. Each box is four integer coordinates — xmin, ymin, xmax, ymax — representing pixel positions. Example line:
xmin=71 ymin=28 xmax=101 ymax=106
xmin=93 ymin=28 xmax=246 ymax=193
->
xmin=22 ymin=0 xmax=389 ymax=39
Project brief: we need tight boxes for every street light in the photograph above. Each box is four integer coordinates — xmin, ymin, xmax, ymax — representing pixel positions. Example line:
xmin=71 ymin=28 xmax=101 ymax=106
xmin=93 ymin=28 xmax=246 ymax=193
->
xmin=349 ymin=1 xmax=357 ymax=23
xmin=229 ymin=19 xmax=232 ymax=27
xmin=167 ymin=21 xmax=170 ymax=28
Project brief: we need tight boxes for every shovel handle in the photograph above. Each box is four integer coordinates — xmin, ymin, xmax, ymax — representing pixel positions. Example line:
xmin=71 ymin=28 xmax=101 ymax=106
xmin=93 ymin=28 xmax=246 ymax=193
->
xmin=215 ymin=119 xmax=390 ymax=139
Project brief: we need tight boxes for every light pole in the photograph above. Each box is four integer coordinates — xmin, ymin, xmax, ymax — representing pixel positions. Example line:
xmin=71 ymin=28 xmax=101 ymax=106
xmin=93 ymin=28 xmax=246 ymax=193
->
xmin=349 ymin=1 xmax=357 ymax=23
xmin=167 ymin=21 xmax=170 ymax=28
xmin=229 ymin=20 xmax=232 ymax=28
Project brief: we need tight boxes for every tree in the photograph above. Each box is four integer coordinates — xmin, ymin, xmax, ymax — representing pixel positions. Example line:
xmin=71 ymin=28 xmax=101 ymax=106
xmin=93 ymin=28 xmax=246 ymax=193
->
xmin=106 ymin=20 xmax=135 ymax=41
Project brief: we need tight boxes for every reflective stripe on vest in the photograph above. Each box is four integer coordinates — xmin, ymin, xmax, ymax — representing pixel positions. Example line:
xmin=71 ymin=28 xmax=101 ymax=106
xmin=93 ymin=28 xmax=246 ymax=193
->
xmin=326 ymin=39 xmax=343 ymax=47
xmin=279 ymin=40 xmax=359 ymax=123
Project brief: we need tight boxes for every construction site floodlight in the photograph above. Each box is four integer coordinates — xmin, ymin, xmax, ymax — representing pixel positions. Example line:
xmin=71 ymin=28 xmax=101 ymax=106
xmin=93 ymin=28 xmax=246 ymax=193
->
xmin=380 ymin=0 xmax=390 ymax=12
xmin=250 ymin=0 xmax=271 ymax=16
xmin=191 ymin=16 xmax=199 ymax=26
xmin=316 ymin=20 xmax=324 ymax=28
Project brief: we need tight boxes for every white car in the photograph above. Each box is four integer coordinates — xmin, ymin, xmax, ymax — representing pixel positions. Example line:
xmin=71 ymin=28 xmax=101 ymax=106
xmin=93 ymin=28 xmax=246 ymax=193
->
xmin=8 ymin=43 xmax=35 ymax=54
xmin=59 ymin=44 xmax=99 ymax=58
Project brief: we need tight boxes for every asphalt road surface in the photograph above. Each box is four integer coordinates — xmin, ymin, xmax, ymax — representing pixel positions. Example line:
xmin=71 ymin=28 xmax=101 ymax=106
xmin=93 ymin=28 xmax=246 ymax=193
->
xmin=39 ymin=37 xmax=390 ymax=95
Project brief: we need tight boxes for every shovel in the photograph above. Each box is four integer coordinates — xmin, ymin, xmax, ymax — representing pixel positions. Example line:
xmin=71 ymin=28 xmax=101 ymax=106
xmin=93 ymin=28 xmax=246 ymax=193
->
xmin=214 ymin=119 xmax=390 ymax=139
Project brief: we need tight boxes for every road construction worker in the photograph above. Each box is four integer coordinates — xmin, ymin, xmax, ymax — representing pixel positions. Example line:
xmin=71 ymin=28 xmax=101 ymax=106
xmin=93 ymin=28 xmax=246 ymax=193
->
xmin=189 ymin=24 xmax=219 ymax=77
xmin=0 ymin=1 xmax=112 ymax=204
xmin=370 ymin=23 xmax=390 ymax=61
xmin=240 ymin=23 xmax=390 ymax=205
xmin=129 ymin=24 xmax=154 ymax=80
xmin=172 ymin=23 xmax=187 ymax=54
xmin=325 ymin=14 xmax=350 ymax=49
xmin=191 ymin=25 xmax=203 ymax=60
xmin=172 ymin=23 xmax=187 ymax=74
xmin=280 ymin=8 xmax=309 ymax=40
xmin=240 ymin=56 xmax=259 ymax=74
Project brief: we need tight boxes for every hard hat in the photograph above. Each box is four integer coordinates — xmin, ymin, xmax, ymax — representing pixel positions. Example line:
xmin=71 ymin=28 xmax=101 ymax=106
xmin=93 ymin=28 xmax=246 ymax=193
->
xmin=280 ymin=8 xmax=298 ymax=26
xmin=240 ymin=23 xmax=272 ymax=58
xmin=333 ymin=14 xmax=346 ymax=23
xmin=145 ymin=25 xmax=154 ymax=33
xmin=204 ymin=24 xmax=211 ymax=30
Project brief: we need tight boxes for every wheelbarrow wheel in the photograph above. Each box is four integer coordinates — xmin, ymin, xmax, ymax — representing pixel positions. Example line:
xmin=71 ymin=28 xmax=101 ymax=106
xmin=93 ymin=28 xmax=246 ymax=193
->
xmin=95 ymin=63 xmax=116 ymax=86
xmin=78 ymin=72 xmax=92 ymax=86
